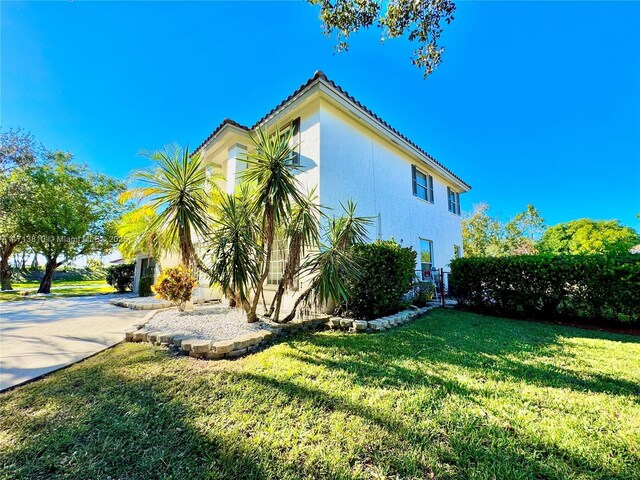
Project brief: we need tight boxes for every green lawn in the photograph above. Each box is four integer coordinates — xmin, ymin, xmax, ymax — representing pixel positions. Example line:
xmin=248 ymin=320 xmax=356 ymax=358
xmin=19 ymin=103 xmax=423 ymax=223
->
xmin=1 ymin=309 xmax=638 ymax=479
xmin=0 ymin=280 xmax=115 ymax=302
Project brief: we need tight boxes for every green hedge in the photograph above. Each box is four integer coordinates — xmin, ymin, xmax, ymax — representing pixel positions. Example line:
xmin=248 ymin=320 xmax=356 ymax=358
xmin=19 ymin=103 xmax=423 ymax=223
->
xmin=139 ymin=275 xmax=154 ymax=297
xmin=449 ymin=255 xmax=640 ymax=325
xmin=106 ymin=263 xmax=135 ymax=293
xmin=344 ymin=240 xmax=416 ymax=319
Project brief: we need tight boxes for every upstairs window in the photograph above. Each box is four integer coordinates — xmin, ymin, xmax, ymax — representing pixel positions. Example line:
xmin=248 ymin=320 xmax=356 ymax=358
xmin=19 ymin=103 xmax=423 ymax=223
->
xmin=447 ymin=187 xmax=461 ymax=215
xmin=454 ymin=245 xmax=461 ymax=259
xmin=412 ymin=166 xmax=434 ymax=203
xmin=291 ymin=117 xmax=300 ymax=165
xmin=276 ymin=117 xmax=300 ymax=166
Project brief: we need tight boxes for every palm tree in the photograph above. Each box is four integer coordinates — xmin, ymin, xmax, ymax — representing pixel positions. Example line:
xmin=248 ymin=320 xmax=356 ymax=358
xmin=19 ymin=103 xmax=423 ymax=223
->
xmin=266 ymin=188 xmax=321 ymax=322
xmin=207 ymin=189 xmax=260 ymax=312
xmin=280 ymin=201 xmax=371 ymax=323
xmin=241 ymin=125 xmax=304 ymax=322
xmin=123 ymin=145 xmax=213 ymax=270
xmin=116 ymin=205 xmax=162 ymax=261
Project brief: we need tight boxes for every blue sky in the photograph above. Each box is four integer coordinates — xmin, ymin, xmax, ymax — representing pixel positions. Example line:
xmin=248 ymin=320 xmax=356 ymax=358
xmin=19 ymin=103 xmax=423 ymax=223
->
xmin=2 ymin=1 xmax=639 ymax=230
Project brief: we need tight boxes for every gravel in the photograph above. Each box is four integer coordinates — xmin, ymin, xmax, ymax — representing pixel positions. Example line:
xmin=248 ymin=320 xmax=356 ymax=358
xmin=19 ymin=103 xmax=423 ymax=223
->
xmin=143 ymin=304 xmax=273 ymax=341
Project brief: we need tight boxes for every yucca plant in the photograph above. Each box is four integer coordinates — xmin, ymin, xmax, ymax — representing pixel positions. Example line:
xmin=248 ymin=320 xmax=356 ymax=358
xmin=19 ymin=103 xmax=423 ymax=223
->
xmin=267 ymin=188 xmax=322 ymax=322
xmin=207 ymin=189 xmax=261 ymax=312
xmin=280 ymin=201 xmax=372 ymax=323
xmin=241 ymin=125 xmax=304 ymax=322
xmin=122 ymin=145 xmax=214 ymax=270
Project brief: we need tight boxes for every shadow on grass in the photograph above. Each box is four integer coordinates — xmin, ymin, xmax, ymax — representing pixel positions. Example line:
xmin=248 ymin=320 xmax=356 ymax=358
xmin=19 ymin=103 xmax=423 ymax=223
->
xmin=1 ymin=309 xmax=638 ymax=479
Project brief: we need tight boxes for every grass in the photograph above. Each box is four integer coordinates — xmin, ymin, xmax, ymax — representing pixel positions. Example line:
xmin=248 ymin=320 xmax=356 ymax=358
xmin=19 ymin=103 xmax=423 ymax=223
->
xmin=0 ymin=280 xmax=115 ymax=302
xmin=1 ymin=309 xmax=638 ymax=479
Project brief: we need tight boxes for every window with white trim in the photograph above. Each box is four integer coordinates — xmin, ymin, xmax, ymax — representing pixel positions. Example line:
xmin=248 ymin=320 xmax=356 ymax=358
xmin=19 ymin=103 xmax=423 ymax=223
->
xmin=454 ymin=245 xmax=461 ymax=259
xmin=267 ymin=242 xmax=285 ymax=286
xmin=447 ymin=187 xmax=461 ymax=215
xmin=419 ymin=238 xmax=434 ymax=280
xmin=412 ymin=165 xmax=434 ymax=202
xmin=276 ymin=117 xmax=301 ymax=166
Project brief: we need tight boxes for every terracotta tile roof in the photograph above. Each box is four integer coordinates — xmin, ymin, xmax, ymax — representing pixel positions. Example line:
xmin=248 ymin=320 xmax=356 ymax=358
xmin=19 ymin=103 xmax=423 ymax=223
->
xmin=194 ymin=71 xmax=470 ymax=190
xmin=193 ymin=118 xmax=249 ymax=155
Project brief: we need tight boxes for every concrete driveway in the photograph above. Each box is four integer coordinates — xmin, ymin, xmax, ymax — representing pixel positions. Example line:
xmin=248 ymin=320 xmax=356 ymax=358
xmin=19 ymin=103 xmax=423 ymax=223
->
xmin=0 ymin=295 xmax=147 ymax=391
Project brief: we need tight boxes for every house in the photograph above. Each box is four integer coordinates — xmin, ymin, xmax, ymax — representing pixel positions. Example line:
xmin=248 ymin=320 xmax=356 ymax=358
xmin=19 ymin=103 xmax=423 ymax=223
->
xmin=133 ymin=71 xmax=470 ymax=306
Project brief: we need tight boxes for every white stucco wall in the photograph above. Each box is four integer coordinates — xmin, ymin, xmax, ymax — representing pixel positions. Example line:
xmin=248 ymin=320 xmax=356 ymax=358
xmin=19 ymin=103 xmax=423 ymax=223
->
xmin=318 ymin=101 xmax=464 ymax=272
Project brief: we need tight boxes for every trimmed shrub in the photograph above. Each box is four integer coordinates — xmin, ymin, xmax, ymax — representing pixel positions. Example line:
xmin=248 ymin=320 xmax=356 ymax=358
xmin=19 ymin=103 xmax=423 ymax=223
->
xmin=152 ymin=266 xmax=198 ymax=311
xmin=344 ymin=240 xmax=417 ymax=319
xmin=138 ymin=274 xmax=154 ymax=297
xmin=449 ymin=254 xmax=640 ymax=325
xmin=105 ymin=263 xmax=135 ymax=292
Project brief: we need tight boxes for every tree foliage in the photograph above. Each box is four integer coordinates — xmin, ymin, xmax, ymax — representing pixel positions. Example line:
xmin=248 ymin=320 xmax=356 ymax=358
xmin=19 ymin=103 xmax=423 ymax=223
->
xmin=538 ymin=219 xmax=640 ymax=255
xmin=19 ymin=152 xmax=124 ymax=293
xmin=124 ymin=145 xmax=213 ymax=270
xmin=462 ymin=203 xmax=545 ymax=257
xmin=0 ymin=128 xmax=42 ymax=290
xmin=309 ymin=0 xmax=456 ymax=77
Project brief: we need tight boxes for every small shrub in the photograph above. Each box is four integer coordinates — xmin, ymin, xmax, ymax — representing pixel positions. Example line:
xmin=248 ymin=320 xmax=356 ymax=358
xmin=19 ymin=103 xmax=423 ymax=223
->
xmin=138 ymin=275 xmax=154 ymax=297
xmin=409 ymin=280 xmax=435 ymax=307
xmin=449 ymin=254 xmax=640 ymax=325
xmin=105 ymin=263 xmax=135 ymax=292
xmin=152 ymin=266 xmax=198 ymax=311
xmin=344 ymin=240 xmax=417 ymax=319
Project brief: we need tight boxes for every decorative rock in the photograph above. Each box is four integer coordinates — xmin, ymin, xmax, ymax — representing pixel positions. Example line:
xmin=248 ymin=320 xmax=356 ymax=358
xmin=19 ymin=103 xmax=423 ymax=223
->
xmin=124 ymin=329 xmax=137 ymax=341
xmin=353 ymin=320 xmax=368 ymax=331
xmin=212 ymin=339 xmax=235 ymax=354
xmin=233 ymin=333 xmax=262 ymax=349
xmin=205 ymin=351 xmax=226 ymax=360
xmin=158 ymin=333 xmax=175 ymax=344
xmin=257 ymin=329 xmax=273 ymax=341
xmin=227 ymin=348 xmax=248 ymax=358
xmin=180 ymin=338 xmax=200 ymax=352
xmin=190 ymin=340 xmax=212 ymax=354
xmin=132 ymin=330 xmax=145 ymax=342
xmin=328 ymin=316 xmax=342 ymax=327
xmin=172 ymin=335 xmax=189 ymax=347
xmin=340 ymin=318 xmax=353 ymax=328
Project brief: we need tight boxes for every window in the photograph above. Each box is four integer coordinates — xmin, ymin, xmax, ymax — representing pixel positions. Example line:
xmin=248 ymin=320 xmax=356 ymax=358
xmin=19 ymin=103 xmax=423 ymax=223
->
xmin=454 ymin=245 xmax=461 ymax=259
xmin=276 ymin=117 xmax=301 ymax=166
xmin=447 ymin=187 xmax=461 ymax=215
xmin=419 ymin=238 xmax=434 ymax=280
xmin=291 ymin=117 xmax=300 ymax=165
xmin=412 ymin=166 xmax=434 ymax=202
xmin=267 ymin=241 xmax=285 ymax=285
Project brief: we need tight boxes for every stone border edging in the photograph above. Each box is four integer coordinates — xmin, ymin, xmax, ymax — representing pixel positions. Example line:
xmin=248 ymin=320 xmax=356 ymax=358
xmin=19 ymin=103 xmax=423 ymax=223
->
xmin=123 ymin=306 xmax=437 ymax=360
xmin=325 ymin=305 xmax=436 ymax=333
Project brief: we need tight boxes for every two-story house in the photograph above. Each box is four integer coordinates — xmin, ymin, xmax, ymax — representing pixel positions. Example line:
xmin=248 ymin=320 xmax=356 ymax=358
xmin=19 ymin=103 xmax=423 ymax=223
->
xmin=133 ymin=71 xmax=470 ymax=305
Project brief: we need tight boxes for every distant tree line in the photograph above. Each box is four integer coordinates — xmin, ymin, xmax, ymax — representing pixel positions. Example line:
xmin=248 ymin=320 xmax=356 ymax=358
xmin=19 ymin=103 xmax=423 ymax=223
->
xmin=462 ymin=203 xmax=639 ymax=258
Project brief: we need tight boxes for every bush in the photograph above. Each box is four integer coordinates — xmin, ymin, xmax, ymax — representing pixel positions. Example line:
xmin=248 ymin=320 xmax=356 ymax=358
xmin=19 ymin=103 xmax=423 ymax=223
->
xmin=449 ymin=254 xmax=640 ymax=325
xmin=105 ymin=263 xmax=135 ymax=292
xmin=408 ymin=280 xmax=436 ymax=307
xmin=152 ymin=266 xmax=198 ymax=311
xmin=344 ymin=240 xmax=416 ymax=319
xmin=139 ymin=275 xmax=154 ymax=297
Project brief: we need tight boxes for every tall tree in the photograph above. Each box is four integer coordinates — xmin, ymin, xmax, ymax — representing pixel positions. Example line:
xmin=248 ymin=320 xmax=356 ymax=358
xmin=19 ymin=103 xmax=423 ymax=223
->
xmin=503 ymin=204 xmax=545 ymax=255
xmin=20 ymin=152 xmax=124 ymax=293
xmin=461 ymin=203 xmax=502 ymax=257
xmin=241 ymin=126 xmax=305 ymax=323
xmin=309 ymin=0 xmax=456 ymax=77
xmin=538 ymin=219 xmax=640 ymax=255
xmin=0 ymin=128 xmax=41 ymax=290
xmin=123 ymin=145 xmax=213 ymax=270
